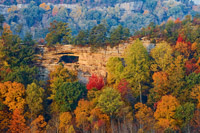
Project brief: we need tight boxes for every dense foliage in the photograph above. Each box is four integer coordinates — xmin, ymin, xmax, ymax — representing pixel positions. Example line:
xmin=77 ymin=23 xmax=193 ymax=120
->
xmin=2 ymin=11 xmax=200 ymax=132
xmin=2 ymin=0 xmax=198 ymax=39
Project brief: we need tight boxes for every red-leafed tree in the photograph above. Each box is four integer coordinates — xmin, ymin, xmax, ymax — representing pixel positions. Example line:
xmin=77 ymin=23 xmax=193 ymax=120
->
xmin=8 ymin=109 xmax=28 ymax=133
xmin=176 ymin=35 xmax=184 ymax=44
xmin=175 ymin=18 xmax=181 ymax=24
xmin=86 ymin=74 xmax=104 ymax=90
xmin=185 ymin=58 xmax=200 ymax=75
xmin=117 ymin=79 xmax=135 ymax=105
xmin=175 ymin=35 xmax=191 ymax=57
xmin=117 ymin=79 xmax=130 ymax=96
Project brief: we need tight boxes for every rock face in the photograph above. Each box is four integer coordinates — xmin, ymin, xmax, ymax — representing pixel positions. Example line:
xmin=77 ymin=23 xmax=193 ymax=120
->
xmin=116 ymin=1 xmax=143 ymax=13
xmin=38 ymin=42 xmax=129 ymax=83
xmin=38 ymin=39 xmax=155 ymax=83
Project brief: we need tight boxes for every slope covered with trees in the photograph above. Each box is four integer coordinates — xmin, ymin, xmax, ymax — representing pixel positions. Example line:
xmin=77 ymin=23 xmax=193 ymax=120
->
xmin=1 ymin=0 xmax=199 ymax=40
xmin=1 ymin=13 xmax=200 ymax=132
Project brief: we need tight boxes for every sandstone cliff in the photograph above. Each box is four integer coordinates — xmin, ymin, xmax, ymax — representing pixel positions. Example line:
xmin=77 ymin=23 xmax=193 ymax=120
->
xmin=38 ymin=39 xmax=154 ymax=83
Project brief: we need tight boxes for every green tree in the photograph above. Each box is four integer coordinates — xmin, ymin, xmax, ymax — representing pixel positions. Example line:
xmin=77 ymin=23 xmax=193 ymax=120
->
xmin=54 ymin=82 xmax=87 ymax=112
xmin=97 ymin=87 xmax=124 ymax=133
xmin=106 ymin=57 xmax=124 ymax=85
xmin=122 ymin=39 xmax=150 ymax=103
xmin=165 ymin=20 xmax=179 ymax=44
xmin=166 ymin=55 xmax=186 ymax=97
xmin=0 ymin=25 xmax=37 ymax=85
xmin=45 ymin=20 xmax=71 ymax=46
xmin=175 ymin=103 xmax=195 ymax=132
xmin=74 ymin=30 xmax=89 ymax=45
xmin=89 ymin=24 xmax=107 ymax=49
xmin=0 ymin=14 xmax=5 ymax=31
xmin=48 ymin=65 xmax=77 ymax=100
xmin=97 ymin=87 xmax=124 ymax=116
xmin=109 ymin=25 xmax=130 ymax=47
xmin=151 ymin=42 xmax=173 ymax=71
xmin=26 ymin=83 xmax=45 ymax=118
xmin=2 ymin=66 xmax=37 ymax=86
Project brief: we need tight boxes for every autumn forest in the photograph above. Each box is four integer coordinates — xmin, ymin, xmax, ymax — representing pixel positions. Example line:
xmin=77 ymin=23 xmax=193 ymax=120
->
xmin=1 ymin=1 xmax=200 ymax=133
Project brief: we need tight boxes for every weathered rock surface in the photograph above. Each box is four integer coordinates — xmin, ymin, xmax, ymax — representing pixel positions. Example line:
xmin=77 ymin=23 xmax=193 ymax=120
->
xmin=38 ymin=39 xmax=154 ymax=83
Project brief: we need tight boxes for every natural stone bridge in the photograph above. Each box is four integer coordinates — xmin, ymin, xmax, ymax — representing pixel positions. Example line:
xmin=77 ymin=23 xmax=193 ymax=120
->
xmin=37 ymin=38 xmax=154 ymax=83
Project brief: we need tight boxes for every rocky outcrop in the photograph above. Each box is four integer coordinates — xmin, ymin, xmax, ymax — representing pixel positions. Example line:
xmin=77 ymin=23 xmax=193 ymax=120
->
xmin=116 ymin=1 xmax=143 ymax=13
xmin=38 ymin=39 xmax=155 ymax=83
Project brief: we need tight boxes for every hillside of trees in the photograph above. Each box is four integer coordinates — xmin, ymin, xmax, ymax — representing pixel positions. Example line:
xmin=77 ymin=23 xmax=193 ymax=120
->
xmin=1 ymin=0 xmax=199 ymax=40
xmin=1 ymin=12 xmax=200 ymax=132
xmin=1 ymin=0 xmax=193 ymax=5
xmin=2 ymin=0 xmax=138 ymax=5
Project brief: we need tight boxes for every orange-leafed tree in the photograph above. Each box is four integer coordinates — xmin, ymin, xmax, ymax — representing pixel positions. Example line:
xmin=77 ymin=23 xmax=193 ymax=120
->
xmin=175 ymin=18 xmax=181 ymax=24
xmin=30 ymin=115 xmax=47 ymax=133
xmin=90 ymin=108 xmax=110 ymax=132
xmin=2 ymin=23 xmax=12 ymax=45
xmin=135 ymin=103 xmax=154 ymax=131
xmin=86 ymin=74 xmax=104 ymax=90
xmin=74 ymin=99 xmax=93 ymax=131
xmin=0 ymin=109 xmax=11 ymax=132
xmin=0 ymin=81 xmax=25 ymax=111
xmin=7 ymin=5 xmax=18 ymax=13
xmin=59 ymin=112 xmax=75 ymax=132
xmin=154 ymin=95 xmax=180 ymax=131
xmin=191 ymin=85 xmax=200 ymax=108
xmin=39 ymin=3 xmax=51 ymax=11
xmin=152 ymin=72 xmax=169 ymax=99
xmin=8 ymin=109 xmax=28 ymax=133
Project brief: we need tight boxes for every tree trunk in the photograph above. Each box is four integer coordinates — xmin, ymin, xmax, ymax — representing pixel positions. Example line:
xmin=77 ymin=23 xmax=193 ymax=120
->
xmin=187 ymin=123 xmax=190 ymax=133
xmin=139 ymin=82 xmax=142 ymax=103
xmin=118 ymin=118 xmax=121 ymax=133
xmin=30 ymin=111 xmax=32 ymax=133
xmin=111 ymin=117 xmax=114 ymax=133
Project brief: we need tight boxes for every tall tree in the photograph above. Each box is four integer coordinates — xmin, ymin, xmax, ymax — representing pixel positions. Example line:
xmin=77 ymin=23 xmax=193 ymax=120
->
xmin=166 ymin=55 xmax=186 ymax=97
xmin=97 ymin=87 xmax=124 ymax=133
xmin=109 ymin=25 xmax=130 ymax=47
xmin=30 ymin=115 xmax=47 ymax=133
xmin=154 ymin=95 xmax=180 ymax=131
xmin=106 ymin=57 xmax=124 ymax=85
xmin=45 ymin=20 xmax=71 ymax=46
xmin=0 ymin=14 xmax=5 ymax=31
xmin=0 ymin=81 xmax=25 ymax=111
xmin=59 ymin=112 xmax=75 ymax=133
xmin=151 ymin=71 xmax=169 ymax=102
xmin=89 ymin=24 xmax=107 ymax=49
xmin=26 ymin=82 xmax=44 ymax=118
xmin=74 ymin=30 xmax=89 ymax=45
xmin=74 ymin=99 xmax=93 ymax=131
xmin=49 ymin=65 xmax=77 ymax=100
xmin=135 ymin=102 xmax=155 ymax=131
xmin=175 ymin=103 xmax=195 ymax=132
xmin=8 ymin=109 xmax=28 ymax=133
xmin=122 ymin=39 xmax=150 ymax=103
xmin=54 ymin=82 xmax=87 ymax=112
xmin=151 ymin=42 xmax=173 ymax=71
